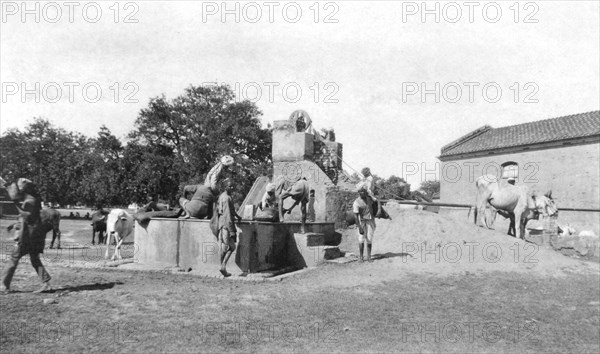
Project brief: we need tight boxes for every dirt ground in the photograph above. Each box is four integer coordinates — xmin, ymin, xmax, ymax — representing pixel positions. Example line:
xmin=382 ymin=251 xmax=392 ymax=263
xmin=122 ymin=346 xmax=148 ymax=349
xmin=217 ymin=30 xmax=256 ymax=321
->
xmin=1 ymin=210 xmax=599 ymax=353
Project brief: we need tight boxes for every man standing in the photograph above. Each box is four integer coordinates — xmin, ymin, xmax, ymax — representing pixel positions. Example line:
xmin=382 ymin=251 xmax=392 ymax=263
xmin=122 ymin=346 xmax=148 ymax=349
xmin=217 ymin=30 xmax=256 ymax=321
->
xmin=1 ymin=178 xmax=52 ymax=293
xmin=353 ymin=182 xmax=376 ymax=263
xmin=217 ymin=179 xmax=242 ymax=277
xmin=274 ymin=175 xmax=310 ymax=233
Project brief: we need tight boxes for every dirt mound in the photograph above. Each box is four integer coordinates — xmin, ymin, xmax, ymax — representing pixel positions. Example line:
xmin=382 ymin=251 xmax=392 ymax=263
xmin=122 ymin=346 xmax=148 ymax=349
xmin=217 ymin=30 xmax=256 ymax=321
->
xmin=338 ymin=207 xmax=599 ymax=277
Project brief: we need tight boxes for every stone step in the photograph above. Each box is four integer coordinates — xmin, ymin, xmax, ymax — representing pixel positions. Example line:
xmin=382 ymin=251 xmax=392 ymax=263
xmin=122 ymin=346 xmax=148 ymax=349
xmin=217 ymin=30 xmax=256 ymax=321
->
xmin=288 ymin=232 xmax=343 ymax=268
xmin=323 ymin=246 xmax=343 ymax=260
xmin=303 ymin=232 xmax=326 ymax=247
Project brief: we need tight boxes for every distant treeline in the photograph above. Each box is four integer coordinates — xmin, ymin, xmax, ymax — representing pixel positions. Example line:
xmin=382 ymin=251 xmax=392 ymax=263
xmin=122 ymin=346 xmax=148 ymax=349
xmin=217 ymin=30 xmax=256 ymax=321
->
xmin=0 ymin=84 xmax=272 ymax=207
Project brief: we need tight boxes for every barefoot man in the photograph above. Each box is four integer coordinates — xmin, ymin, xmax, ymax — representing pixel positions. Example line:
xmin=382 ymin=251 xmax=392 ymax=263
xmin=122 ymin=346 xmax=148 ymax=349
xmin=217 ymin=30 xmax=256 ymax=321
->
xmin=217 ymin=179 xmax=242 ymax=277
xmin=353 ymin=182 xmax=376 ymax=263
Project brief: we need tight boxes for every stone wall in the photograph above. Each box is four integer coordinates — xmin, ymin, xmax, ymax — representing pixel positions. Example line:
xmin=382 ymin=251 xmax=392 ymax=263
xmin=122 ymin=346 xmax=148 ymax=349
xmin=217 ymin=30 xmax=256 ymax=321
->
xmin=440 ymin=142 xmax=599 ymax=208
xmin=134 ymin=218 xmax=338 ymax=273
xmin=326 ymin=187 xmax=358 ymax=228
xmin=272 ymin=120 xmax=313 ymax=162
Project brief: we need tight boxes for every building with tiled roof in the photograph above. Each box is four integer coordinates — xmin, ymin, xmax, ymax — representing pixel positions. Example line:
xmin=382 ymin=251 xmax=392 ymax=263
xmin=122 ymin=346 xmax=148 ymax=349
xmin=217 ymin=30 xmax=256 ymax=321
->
xmin=440 ymin=111 xmax=600 ymax=160
xmin=438 ymin=111 xmax=599 ymax=234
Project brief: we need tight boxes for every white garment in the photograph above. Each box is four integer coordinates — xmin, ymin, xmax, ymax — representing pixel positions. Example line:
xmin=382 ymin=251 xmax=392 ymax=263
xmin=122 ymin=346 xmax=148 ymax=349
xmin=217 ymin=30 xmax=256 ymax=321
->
xmin=362 ymin=175 xmax=377 ymax=201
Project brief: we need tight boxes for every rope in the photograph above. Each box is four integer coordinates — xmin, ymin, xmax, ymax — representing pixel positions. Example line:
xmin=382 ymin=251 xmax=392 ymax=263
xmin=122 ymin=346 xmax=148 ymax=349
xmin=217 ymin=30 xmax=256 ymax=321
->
xmin=327 ymin=146 xmax=409 ymax=201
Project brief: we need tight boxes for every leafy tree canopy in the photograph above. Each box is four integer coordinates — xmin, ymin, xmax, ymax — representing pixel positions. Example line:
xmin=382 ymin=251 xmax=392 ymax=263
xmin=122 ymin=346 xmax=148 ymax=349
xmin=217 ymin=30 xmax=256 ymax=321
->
xmin=1 ymin=84 xmax=272 ymax=208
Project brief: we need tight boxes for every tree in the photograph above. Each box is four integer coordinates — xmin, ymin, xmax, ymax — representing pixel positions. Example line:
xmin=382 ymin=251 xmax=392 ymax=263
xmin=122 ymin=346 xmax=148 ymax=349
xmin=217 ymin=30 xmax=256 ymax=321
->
xmin=120 ymin=141 xmax=182 ymax=205
xmin=419 ymin=180 xmax=440 ymax=200
xmin=129 ymin=84 xmax=271 ymax=205
xmin=77 ymin=126 xmax=126 ymax=207
xmin=0 ymin=118 xmax=91 ymax=205
xmin=374 ymin=175 xmax=411 ymax=200
xmin=1 ymin=85 xmax=272 ymax=208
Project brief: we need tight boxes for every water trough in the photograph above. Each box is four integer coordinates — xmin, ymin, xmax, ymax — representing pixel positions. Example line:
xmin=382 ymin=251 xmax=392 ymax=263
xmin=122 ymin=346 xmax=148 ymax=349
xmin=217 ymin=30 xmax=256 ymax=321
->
xmin=134 ymin=218 xmax=340 ymax=274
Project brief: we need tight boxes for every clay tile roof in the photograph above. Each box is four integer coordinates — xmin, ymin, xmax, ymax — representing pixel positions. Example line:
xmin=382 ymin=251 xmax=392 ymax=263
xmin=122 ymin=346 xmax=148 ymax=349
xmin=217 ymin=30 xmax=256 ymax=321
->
xmin=440 ymin=111 xmax=600 ymax=157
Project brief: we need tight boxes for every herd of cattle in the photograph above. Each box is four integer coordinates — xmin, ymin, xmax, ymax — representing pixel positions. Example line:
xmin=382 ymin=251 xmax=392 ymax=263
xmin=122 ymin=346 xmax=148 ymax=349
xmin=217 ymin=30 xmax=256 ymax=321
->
xmin=5 ymin=174 xmax=562 ymax=262
xmin=7 ymin=208 xmax=135 ymax=261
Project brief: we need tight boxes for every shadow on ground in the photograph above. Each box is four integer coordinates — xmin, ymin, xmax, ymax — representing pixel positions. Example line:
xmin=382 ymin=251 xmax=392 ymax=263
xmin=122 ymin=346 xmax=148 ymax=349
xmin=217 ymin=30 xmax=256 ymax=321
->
xmin=49 ymin=281 xmax=124 ymax=293
xmin=372 ymin=252 xmax=411 ymax=260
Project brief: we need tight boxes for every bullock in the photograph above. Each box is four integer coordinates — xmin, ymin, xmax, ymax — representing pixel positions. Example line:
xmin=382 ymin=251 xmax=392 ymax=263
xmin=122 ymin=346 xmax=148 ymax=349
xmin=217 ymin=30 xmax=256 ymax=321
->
xmin=474 ymin=175 xmax=558 ymax=239
xmin=105 ymin=209 xmax=134 ymax=261
xmin=7 ymin=208 xmax=62 ymax=248
xmin=91 ymin=209 xmax=110 ymax=245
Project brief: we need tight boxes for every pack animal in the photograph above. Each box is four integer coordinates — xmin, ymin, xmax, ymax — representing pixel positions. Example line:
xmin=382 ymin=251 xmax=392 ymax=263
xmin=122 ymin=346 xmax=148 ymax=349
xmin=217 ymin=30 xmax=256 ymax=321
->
xmin=474 ymin=175 xmax=558 ymax=239
xmin=345 ymin=200 xmax=391 ymax=227
xmin=7 ymin=208 xmax=62 ymax=248
xmin=91 ymin=209 xmax=110 ymax=245
xmin=105 ymin=209 xmax=134 ymax=261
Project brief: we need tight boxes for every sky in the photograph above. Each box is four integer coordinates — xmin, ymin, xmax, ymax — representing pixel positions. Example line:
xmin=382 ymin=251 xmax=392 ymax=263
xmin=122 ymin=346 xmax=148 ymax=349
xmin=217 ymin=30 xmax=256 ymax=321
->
xmin=1 ymin=0 xmax=599 ymax=186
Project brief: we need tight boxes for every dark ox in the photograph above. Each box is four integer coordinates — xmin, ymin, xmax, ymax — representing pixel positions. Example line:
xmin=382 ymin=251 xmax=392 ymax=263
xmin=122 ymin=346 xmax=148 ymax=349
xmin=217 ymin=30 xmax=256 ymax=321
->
xmin=91 ymin=209 xmax=110 ymax=245
xmin=7 ymin=208 xmax=62 ymax=249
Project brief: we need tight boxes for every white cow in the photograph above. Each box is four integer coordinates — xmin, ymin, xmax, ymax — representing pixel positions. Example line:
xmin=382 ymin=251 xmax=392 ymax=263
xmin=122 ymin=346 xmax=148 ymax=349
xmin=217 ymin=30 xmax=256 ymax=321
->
xmin=105 ymin=209 xmax=134 ymax=260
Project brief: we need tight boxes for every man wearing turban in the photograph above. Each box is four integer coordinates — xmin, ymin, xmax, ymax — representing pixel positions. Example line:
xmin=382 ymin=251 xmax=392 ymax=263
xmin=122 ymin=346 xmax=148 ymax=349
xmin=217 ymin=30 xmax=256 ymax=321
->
xmin=353 ymin=182 xmax=376 ymax=262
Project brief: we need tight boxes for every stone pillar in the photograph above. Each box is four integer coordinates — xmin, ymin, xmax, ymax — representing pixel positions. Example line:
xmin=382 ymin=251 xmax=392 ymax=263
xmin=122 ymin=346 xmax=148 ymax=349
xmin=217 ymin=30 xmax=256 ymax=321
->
xmin=272 ymin=120 xmax=314 ymax=162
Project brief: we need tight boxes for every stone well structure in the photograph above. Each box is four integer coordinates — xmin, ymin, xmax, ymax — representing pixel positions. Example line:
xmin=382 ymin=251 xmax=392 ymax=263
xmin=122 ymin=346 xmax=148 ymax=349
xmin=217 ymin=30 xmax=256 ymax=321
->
xmin=134 ymin=111 xmax=353 ymax=274
xmin=134 ymin=218 xmax=339 ymax=273
xmin=239 ymin=115 xmax=357 ymax=228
